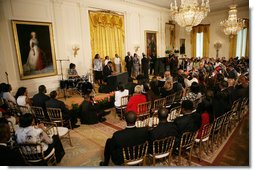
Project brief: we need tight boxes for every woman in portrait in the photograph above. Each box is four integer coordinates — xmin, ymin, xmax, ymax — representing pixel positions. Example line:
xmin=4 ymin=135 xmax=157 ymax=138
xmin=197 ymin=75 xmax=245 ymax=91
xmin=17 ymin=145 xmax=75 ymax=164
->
xmin=25 ymin=31 xmax=45 ymax=72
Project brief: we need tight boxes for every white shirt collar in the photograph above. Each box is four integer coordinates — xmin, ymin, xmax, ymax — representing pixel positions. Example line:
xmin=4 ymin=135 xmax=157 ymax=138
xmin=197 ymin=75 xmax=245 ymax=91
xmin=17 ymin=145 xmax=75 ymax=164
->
xmin=0 ymin=143 xmax=7 ymax=146
xmin=126 ymin=125 xmax=136 ymax=128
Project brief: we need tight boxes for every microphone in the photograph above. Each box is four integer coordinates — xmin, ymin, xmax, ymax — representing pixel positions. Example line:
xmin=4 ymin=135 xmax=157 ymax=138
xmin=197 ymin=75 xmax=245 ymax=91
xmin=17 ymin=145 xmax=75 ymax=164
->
xmin=56 ymin=59 xmax=70 ymax=61
xmin=5 ymin=72 xmax=8 ymax=76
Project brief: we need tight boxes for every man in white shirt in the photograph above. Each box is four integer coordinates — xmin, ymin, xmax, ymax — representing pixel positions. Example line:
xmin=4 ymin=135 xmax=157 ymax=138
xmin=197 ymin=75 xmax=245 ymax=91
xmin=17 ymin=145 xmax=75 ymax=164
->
xmin=114 ymin=54 xmax=121 ymax=74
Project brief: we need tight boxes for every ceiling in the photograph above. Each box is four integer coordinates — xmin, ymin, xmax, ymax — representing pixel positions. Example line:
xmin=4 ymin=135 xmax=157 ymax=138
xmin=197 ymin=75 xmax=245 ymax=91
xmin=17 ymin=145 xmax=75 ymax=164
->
xmin=135 ymin=0 xmax=249 ymax=12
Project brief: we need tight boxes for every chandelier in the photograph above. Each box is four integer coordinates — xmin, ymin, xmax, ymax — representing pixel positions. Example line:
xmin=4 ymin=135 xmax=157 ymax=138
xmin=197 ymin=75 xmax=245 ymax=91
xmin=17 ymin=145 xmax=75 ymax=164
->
xmin=220 ymin=4 xmax=245 ymax=38
xmin=169 ymin=0 xmax=210 ymax=32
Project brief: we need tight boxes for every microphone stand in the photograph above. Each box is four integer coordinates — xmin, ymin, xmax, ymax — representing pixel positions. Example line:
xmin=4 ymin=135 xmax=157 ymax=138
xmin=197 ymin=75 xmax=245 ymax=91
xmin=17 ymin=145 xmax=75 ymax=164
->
xmin=56 ymin=59 xmax=69 ymax=100
xmin=5 ymin=72 xmax=9 ymax=84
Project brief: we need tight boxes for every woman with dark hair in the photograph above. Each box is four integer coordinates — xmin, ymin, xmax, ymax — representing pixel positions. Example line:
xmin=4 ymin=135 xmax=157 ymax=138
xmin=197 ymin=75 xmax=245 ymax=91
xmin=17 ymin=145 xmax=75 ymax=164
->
xmin=15 ymin=87 xmax=31 ymax=109
xmin=114 ymin=83 xmax=129 ymax=108
xmin=2 ymin=84 xmax=16 ymax=104
xmin=68 ymin=63 xmax=79 ymax=79
xmin=15 ymin=113 xmax=65 ymax=163
xmin=182 ymin=82 xmax=202 ymax=101
xmin=93 ymin=54 xmax=103 ymax=85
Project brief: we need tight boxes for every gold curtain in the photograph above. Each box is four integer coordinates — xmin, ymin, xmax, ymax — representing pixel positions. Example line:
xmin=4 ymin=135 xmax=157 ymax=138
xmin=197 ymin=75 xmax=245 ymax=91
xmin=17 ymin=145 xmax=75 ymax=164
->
xmin=229 ymin=36 xmax=237 ymax=58
xmin=245 ymin=19 xmax=249 ymax=57
xmin=89 ymin=11 xmax=125 ymax=62
xmin=191 ymin=24 xmax=210 ymax=57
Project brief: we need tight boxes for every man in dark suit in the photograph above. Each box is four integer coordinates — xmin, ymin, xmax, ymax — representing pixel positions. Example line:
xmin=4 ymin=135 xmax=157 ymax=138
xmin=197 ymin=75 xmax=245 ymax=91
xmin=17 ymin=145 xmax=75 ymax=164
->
xmin=32 ymin=85 xmax=50 ymax=109
xmin=45 ymin=91 xmax=79 ymax=128
xmin=100 ymin=111 xmax=148 ymax=166
xmin=141 ymin=53 xmax=149 ymax=80
xmin=148 ymin=107 xmax=178 ymax=153
xmin=125 ymin=52 xmax=133 ymax=78
xmin=0 ymin=118 xmax=27 ymax=166
xmin=174 ymin=100 xmax=200 ymax=137
xmin=103 ymin=61 xmax=113 ymax=82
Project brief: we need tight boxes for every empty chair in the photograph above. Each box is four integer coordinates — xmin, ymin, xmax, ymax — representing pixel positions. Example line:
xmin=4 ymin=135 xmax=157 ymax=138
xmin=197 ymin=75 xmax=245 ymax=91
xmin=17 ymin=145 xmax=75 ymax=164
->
xmin=122 ymin=141 xmax=148 ymax=166
xmin=18 ymin=143 xmax=56 ymax=166
xmin=149 ymin=136 xmax=175 ymax=166
xmin=148 ymin=112 xmax=159 ymax=128
xmin=31 ymin=106 xmax=47 ymax=123
xmin=230 ymin=99 xmax=241 ymax=125
xmin=167 ymin=106 xmax=181 ymax=122
xmin=165 ymin=93 xmax=175 ymax=109
xmin=221 ymin=111 xmax=233 ymax=138
xmin=195 ymin=123 xmax=213 ymax=160
xmin=178 ymin=131 xmax=198 ymax=165
xmin=46 ymin=108 xmax=72 ymax=146
xmin=240 ymin=97 xmax=249 ymax=119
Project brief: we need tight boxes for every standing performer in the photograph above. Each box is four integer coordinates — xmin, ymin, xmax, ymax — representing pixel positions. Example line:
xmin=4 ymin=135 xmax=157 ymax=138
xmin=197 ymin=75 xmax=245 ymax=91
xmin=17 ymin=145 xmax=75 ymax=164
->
xmin=114 ymin=54 xmax=121 ymax=74
xmin=125 ymin=52 xmax=133 ymax=78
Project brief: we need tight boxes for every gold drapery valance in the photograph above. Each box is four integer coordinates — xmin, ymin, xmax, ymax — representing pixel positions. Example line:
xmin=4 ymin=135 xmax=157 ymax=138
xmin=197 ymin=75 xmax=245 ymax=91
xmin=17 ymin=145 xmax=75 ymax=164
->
xmin=191 ymin=24 xmax=210 ymax=57
xmin=89 ymin=11 xmax=125 ymax=66
xmin=89 ymin=11 xmax=124 ymax=30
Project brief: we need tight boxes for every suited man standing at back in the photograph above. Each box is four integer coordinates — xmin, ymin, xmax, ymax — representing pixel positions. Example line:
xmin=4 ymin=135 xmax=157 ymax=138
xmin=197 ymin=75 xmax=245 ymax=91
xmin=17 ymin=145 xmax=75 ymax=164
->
xmin=100 ymin=111 xmax=148 ymax=166
xmin=125 ymin=52 xmax=133 ymax=78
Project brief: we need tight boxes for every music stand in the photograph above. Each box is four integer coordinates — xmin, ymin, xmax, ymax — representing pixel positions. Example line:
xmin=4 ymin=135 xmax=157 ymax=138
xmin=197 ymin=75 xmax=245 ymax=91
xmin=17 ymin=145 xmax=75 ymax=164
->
xmin=56 ymin=59 xmax=69 ymax=100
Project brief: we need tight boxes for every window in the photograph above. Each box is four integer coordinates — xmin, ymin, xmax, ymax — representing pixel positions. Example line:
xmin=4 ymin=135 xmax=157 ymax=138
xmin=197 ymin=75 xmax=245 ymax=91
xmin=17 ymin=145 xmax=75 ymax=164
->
xmin=236 ymin=28 xmax=247 ymax=58
xmin=196 ymin=32 xmax=204 ymax=58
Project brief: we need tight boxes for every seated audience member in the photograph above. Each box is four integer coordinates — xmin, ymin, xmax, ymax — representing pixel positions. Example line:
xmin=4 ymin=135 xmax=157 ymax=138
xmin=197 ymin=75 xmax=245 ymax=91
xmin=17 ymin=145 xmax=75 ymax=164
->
xmin=142 ymin=83 xmax=157 ymax=106
xmin=160 ymin=80 xmax=175 ymax=98
xmin=174 ymin=100 xmax=200 ymax=137
xmin=182 ymin=82 xmax=202 ymax=101
xmin=15 ymin=113 xmax=65 ymax=163
xmin=124 ymin=77 xmax=137 ymax=95
xmin=15 ymin=87 xmax=31 ymax=109
xmin=68 ymin=63 xmax=80 ymax=79
xmin=78 ymin=93 xmax=108 ymax=124
xmin=213 ymin=81 xmax=230 ymax=118
xmin=45 ymin=91 xmax=79 ymax=128
xmin=126 ymin=85 xmax=146 ymax=114
xmin=150 ymin=76 xmax=160 ymax=97
xmin=0 ymin=83 xmax=7 ymax=98
xmin=99 ymin=111 xmax=148 ymax=166
xmin=2 ymin=84 xmax=16 ymax=104
xmin=184 ymin=72 xmax=199 ymax=88
xmin=32 ymin=85 xmax=50 ymax=110
xmin=234 ymin=74 xmax=249 ymax=99
xmin=114 ymin=83 xmax=129 ymax=108
xmin=103 ymin=61 xmax=113 ymax=83
xmin=196 ymin=101 xmax=210 ymax=139
xmin=172 ymin=76 xmax=184 ymax=93
xmin=0 ymin=118 xmax=27 ymax=166
xmin=148 ymin=107 xmax=178 ymax=153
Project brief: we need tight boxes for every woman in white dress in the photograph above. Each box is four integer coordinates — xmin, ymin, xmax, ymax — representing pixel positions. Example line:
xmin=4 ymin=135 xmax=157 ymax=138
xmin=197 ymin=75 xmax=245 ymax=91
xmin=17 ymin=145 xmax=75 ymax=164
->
xmin=25 ymin=32 xmax=44 ymax=72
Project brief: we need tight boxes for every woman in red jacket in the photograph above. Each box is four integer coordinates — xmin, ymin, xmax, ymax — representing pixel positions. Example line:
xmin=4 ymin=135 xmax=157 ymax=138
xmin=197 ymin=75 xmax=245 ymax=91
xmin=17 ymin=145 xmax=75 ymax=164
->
xmin=126 ymin=85 xmax=146 ymax=115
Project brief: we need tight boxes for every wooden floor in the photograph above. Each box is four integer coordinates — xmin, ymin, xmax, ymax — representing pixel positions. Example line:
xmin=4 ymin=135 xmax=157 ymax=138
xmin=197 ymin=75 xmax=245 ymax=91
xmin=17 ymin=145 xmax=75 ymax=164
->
xmin=217 ymin=115 xmax=249 ymax=166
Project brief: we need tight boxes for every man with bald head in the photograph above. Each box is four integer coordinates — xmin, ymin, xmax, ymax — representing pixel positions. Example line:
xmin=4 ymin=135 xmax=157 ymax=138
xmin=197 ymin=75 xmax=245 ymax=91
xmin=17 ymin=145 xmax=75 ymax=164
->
xmin=100 ymin=111 xmax=148 ymax=166
xmin=149 ymin=107 xmax=178 ymax=142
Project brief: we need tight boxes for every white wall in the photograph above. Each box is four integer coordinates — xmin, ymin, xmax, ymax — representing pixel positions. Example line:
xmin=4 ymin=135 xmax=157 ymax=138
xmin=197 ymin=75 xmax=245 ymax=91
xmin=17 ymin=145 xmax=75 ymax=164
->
xmin=0 ymin=0 xmax=170 ymax=95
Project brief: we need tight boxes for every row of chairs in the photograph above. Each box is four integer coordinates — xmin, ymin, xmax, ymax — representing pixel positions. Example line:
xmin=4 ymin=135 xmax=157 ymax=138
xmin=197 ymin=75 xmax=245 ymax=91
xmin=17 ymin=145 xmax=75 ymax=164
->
xmin=122 ymin=96 xmax=249 ymax=166
xmin=122 ymin=131 xmax=198 ymax=166
xmin=116 ymin=90 xmax=184 ymax=120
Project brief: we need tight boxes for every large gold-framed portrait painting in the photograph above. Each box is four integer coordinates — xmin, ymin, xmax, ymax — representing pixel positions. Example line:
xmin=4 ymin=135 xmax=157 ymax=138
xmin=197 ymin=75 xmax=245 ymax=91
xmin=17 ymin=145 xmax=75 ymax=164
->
xmin=12 ymin=20 xmax=57 ymax=80
xmin=145 ymin=31 xmax=157 ymax=58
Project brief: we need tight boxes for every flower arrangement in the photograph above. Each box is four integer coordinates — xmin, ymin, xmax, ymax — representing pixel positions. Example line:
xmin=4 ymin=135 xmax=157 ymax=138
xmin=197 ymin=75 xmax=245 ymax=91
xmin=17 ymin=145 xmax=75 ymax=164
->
xmin=94 ymin=92 xmax=115 ymax=110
